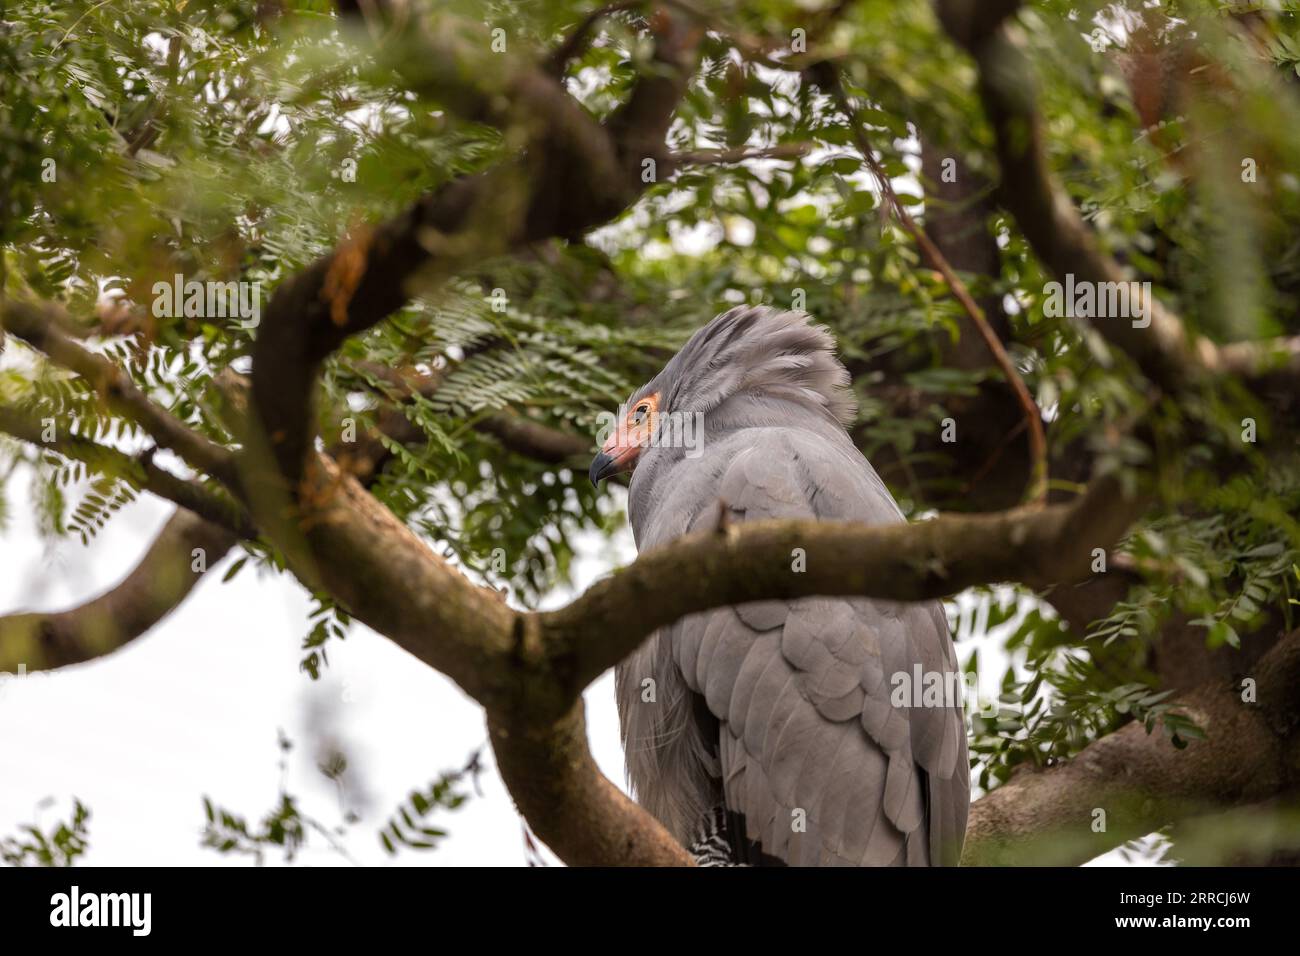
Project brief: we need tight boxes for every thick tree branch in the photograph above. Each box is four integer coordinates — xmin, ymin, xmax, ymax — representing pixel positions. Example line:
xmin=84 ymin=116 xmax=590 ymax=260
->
xmin=251 ymin=7 xmax=698 ymax=486
xmin=542 ymin=472 xmax=1146 ymax=690
xmin=280 ymin=458 xmax=1144 ymax=864
xmin=0 ymin=510 xmax=236 ymax=672
xmin=286 ymin=463 xmax=1144 ymax=718
xmin=962 ymin=626 xmax=1300 ymax=865
xmin=234 ymin=10 xmax=701 ymax=865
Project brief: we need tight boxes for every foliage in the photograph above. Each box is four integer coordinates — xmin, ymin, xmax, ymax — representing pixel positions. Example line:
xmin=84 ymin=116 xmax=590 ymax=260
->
xmin=378 ymin=750 xmax=483 ymax=855
xmin=201 ymin=730 xmax=480 ymax=864
xmin=299 ymin=592 xmax=352 ymax=679
xmin=5 ymin=0 xmax=1300 ymax=864
xmin=0 ymin=798 xmax=91 ymax=867
xmin=201 ymin=731 xmax=346 ymax=865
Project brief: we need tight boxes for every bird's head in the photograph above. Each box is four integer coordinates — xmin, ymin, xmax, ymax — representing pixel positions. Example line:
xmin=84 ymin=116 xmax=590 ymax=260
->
xmin=590 ymin=306 xmax=855 ymax=485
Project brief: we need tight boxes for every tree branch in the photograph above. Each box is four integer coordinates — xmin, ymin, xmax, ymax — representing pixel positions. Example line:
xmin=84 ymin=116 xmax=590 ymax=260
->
xmin=541 ymin=471 xmax=1146 ymax=690
xmin=339 ymin=361 xmax=591 ymax=471
xmin=285 ymin=461 xmax=1145 ymax=719
xmin=474 ymin=412 xmax=591 ymax=464
xmin=1 ymin=299 xmax=239 ymax=487
xmin=250 ymin=6 xmax=698 ymax=486
xmin=0 ymin=404 xmax=255 ymax=537
xmin=278 ymin=456 xmax=1145 ymax=865
xmin=233 ymin=10 xmax=701 ymax=864
xmin=933 ymin=0 xmax=1300 ymax=399
xmin=0 ymin=510 xmax=237 ymax=672
xmin=962 ymin=626 xmax=1300 ymax=865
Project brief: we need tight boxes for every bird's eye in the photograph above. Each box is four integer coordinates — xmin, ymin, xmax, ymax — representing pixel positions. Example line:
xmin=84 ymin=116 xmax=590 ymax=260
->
xmin=631 ymin=403 xmax=650 ymax=425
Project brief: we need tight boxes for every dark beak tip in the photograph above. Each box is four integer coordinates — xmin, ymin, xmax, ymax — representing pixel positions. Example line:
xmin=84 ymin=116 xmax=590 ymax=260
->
xmin=589 ymin=451 xmax=616 ymax=487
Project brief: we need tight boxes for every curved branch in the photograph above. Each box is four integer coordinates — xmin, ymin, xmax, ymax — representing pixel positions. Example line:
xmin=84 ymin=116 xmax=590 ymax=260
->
xmin=962 ymin=627 xmax=1300 ymax=865
xmin=235 ymin=10 xmax=701 ymax=866
xmin=0 ymin=404 xmax=255 ymax=536
xmin=250 ymin=7 xmax=699 ymax=486
xmin=289 ymin=464 xmax=1145 ymax=717
xmin=934 ymin=0 xmax=1300 ymax=399
xmin=1 ymin=300 xmax=238 ymax=486
xmin=489 ymin=700 xmax=692 ymax=866
xmin=287 ymin=462 xmax=1142 ymax=701
xmin=542 ymin=472 xmax=1146 ymax=690
xmin=0 ymin=510 xmax=236 ymax=672
xmin=277 ymin=454 xmax=1145 ymax=865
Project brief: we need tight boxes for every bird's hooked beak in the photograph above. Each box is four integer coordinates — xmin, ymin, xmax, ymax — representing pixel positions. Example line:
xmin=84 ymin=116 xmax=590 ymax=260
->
xmin=588 ymin=433 xmax=641 ymax=486
xmin=588 ymin=449 xmax=623 ymax=486
xmin=590 ymin=393 xmax=660 ymax=486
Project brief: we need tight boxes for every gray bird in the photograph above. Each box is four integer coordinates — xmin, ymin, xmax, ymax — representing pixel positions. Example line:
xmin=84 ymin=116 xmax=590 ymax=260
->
xmin=590 ymin=306 xmax=969 ymax=866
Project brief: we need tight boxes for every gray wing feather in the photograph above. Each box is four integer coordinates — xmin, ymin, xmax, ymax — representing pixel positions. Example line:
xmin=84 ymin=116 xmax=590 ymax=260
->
xmin=664 ymin=431 xmax=969 ymax=865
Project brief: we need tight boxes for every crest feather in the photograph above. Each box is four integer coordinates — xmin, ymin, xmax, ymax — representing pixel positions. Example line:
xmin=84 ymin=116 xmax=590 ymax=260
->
xmin=644 ymin=306 xmax=857 ymax=426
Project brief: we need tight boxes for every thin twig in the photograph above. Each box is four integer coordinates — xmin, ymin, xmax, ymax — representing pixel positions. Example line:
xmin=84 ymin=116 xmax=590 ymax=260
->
xmin=0 ymin=404 xmax=255 ymax=536
xmin=545 ymin=0 xmax=646 ymax=76
xmin=1 ymin=300 xmax=240 ymax=488
xmin=820 ymin=68 xmax=1049 ymax=506
xmin=671 ymin=142 xmax=812 ymax=166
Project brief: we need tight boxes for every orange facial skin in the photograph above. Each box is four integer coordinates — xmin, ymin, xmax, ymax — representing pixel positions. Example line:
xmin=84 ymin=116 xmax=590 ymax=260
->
xmin=590 ymin=392 xmax=660 ymax=485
